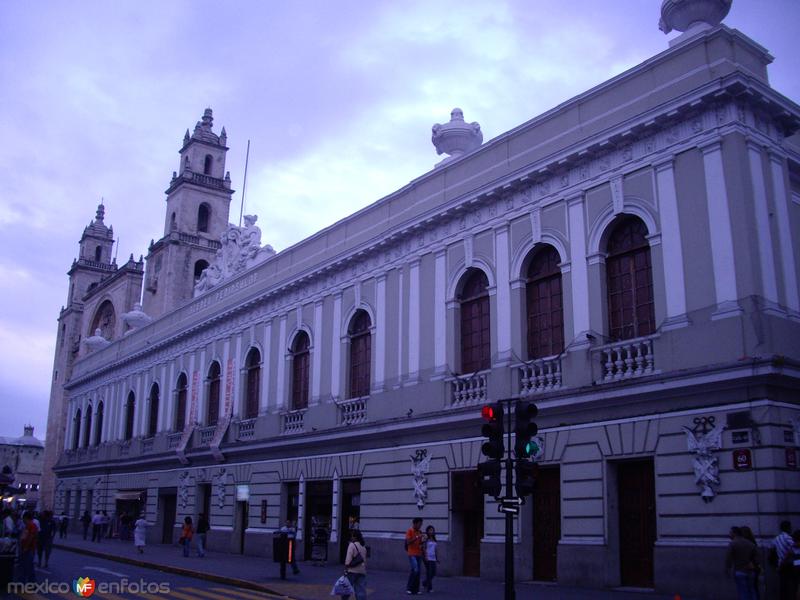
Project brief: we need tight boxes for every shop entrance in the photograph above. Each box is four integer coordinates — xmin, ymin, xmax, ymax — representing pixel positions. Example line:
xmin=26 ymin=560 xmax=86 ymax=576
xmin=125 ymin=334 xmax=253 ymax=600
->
xmin=532 ymin=466 xmax=561 ymax=581
xmin=618 ymin=459 xmax=656 ymax=587
xmin=304 ymin=480 xmax=333 ymax=561
xmin=338 ymin=479 xmax=361 ymax=563
xmin=451 ymin=470 xmax=482 ymax=577
xmin=159 ymin=492 xmax=177 ymax=544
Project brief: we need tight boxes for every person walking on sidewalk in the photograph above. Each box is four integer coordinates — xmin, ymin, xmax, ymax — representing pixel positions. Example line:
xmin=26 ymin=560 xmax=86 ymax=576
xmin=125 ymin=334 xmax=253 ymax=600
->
xmin=726 ymin=526 xmax=758 ymax=600
xmin=196 ymin=513 xmax=209 ymax=557
xmin=36 ymin=511 xmax=55 ymax=568
xmin=405 ymin=517 xmax=424 ymax=595
xmin=80 ymin=510 xmax=91 ymax=540
xmin=341 ymin=528 xmax=367 ymax=600
xmin=19 ymin=511 xmax=38 ymax=583
xmin=58 ymin=512 xmax=68 ymax=539
xmin=277 ymin=519 xmax=300 ymax=577
xmin=91 ymin=511 xmax=103 ymax=542
xmin=133 ymin=514 xmax=147 ymax=554
xmin=422 ymin=525 xmax=438 ymax=593
xmin=180 ymin=516 xmax=194 ymax=557
xmin=772 ymin=520 xmax=794 ymax=600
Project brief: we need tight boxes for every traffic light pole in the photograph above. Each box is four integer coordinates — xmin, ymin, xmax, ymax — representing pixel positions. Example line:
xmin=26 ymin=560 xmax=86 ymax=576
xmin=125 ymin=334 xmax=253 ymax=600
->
xmin=504 ymin=400 xmax=515 ymax=600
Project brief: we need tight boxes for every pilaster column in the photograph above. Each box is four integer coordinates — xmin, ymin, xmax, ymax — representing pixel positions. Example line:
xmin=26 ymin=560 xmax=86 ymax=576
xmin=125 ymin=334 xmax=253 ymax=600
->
xmin=567 ymin=193 xmax=591 ymax=340
xmin=654 ymin=158 xmax=689 ymax=329
xmin=261 ymin=321 xmax=272 ymax=413
xmin=312 ymin=300 xmax=323 ymax=404
xmin=433 ymin=250 xmax=447 ymax=376
xmin=330 ymin=470 xmax=340 ymax=543
xmin=494 ymin=225 xmax=512 ymax=364
xmin=297 ymin=474 xmax=305 ymax=541
xmin=768 ymin=150 xmax=799 ymax=314
xmin=408 ymin=259 xmax=421 ymax=382
xmin=700 ymin=140 xmax=742 ymax=319
xmin=746 ymin=141 xmax=779 ymax=309
xmin=375 ymin=274 xmax=387 ymax=390
xmin=134 ymin=373 xmax=146 ymax=437
xmin=396 ymin=268 xmax=405 ymax=386
xmin=163 ymin=362 xmax=174 ymax=432
xmin=330 ymin=294 xmax=342 ymax=400
xmin=276 ymin=316 xmax=287 ymax=410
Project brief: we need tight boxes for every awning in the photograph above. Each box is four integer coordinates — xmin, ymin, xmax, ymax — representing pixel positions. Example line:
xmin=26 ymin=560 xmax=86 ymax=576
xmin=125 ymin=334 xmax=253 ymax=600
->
xmin=114 ymin=490 xmax=144 ymax=501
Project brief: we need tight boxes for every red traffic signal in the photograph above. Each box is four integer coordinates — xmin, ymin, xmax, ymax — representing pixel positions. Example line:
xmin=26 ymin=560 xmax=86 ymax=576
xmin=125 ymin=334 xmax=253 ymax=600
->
xmin=480 ymin=403 xmax=504 ymax=460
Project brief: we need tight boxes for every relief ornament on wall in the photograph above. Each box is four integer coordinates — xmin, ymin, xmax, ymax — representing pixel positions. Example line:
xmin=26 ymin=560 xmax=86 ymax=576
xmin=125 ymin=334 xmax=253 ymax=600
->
xmin=411 ymin=449 xmax=432 ymax=510
xmin=683 ymin=416 xmax=725 ymax=503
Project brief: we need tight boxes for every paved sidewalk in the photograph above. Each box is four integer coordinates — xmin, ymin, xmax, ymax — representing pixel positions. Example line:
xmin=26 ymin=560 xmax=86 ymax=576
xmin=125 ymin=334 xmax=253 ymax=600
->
xmin=53 ymin=536 xmax=698 ymax=600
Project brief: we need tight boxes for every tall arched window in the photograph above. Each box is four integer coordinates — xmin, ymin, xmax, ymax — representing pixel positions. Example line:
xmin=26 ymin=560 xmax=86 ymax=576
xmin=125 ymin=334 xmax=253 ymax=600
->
xmin=203 ymin=154 xmax=213 ymax=175
xmin=147 ymin=383 xmax=160 ymax=438
xmin=290 ymin=332 xmax=310 ymax=410
xmin=526 ymin=246 xmax=564 ymax=359
xmin=348 ymin=311 xmax=372 ymax=398
xmin=72 ymin=408 xmax=82 ymax=450
xmin=459 ymin=269 xmax=491 ymax=374
xmin=198 ymin=203 xmax=210 ymax=233
xmin=95 ymin=401 xmax=104 ymax=446
xmin=124 ymin=392 xmax=135 ymax=441
xmin=606 ymin=216 xmax=655 ymax=340
xmin=94 ymin=246 xmax=102 ymax=262
xmin=194 ymin=260 xmax=209 ymax=284
xmin=244 ymin=348 xmax=261 ymax=420
xmin=90 ymin=300 xmax=116 ymax=340
xmin=82 ymin=405 xmax=92 ymax=449
xmin=207 ymin=362 xmax=221 ymax=426
xmin=175 ymin=373 xmax=188 ymax=431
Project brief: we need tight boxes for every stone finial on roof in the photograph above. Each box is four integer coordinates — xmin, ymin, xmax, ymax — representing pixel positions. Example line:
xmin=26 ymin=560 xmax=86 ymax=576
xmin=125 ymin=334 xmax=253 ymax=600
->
xmin=659 ymin=0 xmax=732 ymax=35
xmin=432 ymin=108 xmax=483 ymax=168
xmin=191 ymin=107 xmax=221 ymax=145
xmin=95 ymin=202 xmax=105 ymax=223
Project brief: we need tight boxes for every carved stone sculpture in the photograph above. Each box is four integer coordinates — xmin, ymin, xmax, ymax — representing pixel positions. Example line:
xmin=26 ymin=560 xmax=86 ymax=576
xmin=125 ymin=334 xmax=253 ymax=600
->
xmin=194 ymin=216 xmax=276 ymax=296
xmin=178 ymin=471 xmax=190 ymax=509
xmin=121 ymin=303 xmax=152 ymax=333
xmin=683 ymin=416 xmax=725 ymax=502
xmin=84 ymin=328 xmax=111 ymax=352
xmin=213 ymin=468 xmax=227 ymax=509
xmin=410 ymin=449 xmax=432 ymax=510
xmin=659 ymin=0 xmax=732 ymax=34
xmin=432 ymin=108 xmax=483 ymax=167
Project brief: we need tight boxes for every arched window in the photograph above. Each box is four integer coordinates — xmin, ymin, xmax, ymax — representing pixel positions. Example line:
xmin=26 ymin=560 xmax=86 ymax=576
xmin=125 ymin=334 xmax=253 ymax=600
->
xmin=198 ymin=203 xmax=210 ymax=233
xmin=94 ymin=246 xmax=102 ymax=262
xmin=124 ymin=392 xmax=135 ymax=441
xmin=95 ymin=401 xmax=104 ymax=445
xmin=606 ymin=216 xmax=655 ymax=341
xmin=90 ymin=300 xmax=116 ymax=340
xmin=170 ymin=212 xmax=177 ymax=230
xmin=72 ymin=408 xmax=81 ymax=450
xmin=207 ymin=362 xmax=221 ymax=426
xmin=175 ymin=373 xmax=188 ymax=431
xmin=459 ymin=269 xmax=491 ymax=374
xmin=348 ymin=311 xmax=372 ymax=398
xmin=194 ymin=260 xmax=209 ymax=284
xmin=290 ymin=332 xmax=310 ymax=410
xmin=147 ymin=383 xmax=160 ymax=438
xmin=526 ymin=246 xmax=564 ymax=359
xmin=82 ymin=405 xmax=92 ymax=449
xmin=203 ymin=154 xmax=213 ymax=175
xmin=244 ymin=348 xmax=261 ymax=419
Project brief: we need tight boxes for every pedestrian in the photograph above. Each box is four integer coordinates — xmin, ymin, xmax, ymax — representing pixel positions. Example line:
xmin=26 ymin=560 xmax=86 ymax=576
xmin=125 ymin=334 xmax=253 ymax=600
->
xmin=784 ymin=530 xmax=800 ymax=598
xmin=101 ymin=510 xmax=110 ymax=539
xmin=196 ymin=513 xmax=209 ymax=557
xmin=80 ymin=510 xmax=90 ymax=540
xmin=133 ymin=514 xmax=147 ymax=554
xmin=58 ymin=512 xmax=69 ymax=539
xmin=120 ymin=513 xmax=130 ymax=541
xmin=771 ymin=520 xmax=794 ymax=600
xmin=91 ymin=511 xmax=102 ymax=542
xmin=405 ymin=517 xmax=424 ymax=595
xmin=341 ymin=528 xmax=367 ymax=600
xmin=740 ymin=526 xmax=761 ymax=600
xmin=277 ymin=519 xmax=300 ymax=577
xmin=37 ymin=511 xmax=55 ymax=568
xmin=726 ymin=526 xmax=758 ymax=600
xmin=180 ymin=516 xmax=193 ymax=557
xmin=422 ymin=525 xmax=438 ymax=593
xmin=19 ymin=511 xmax=37 ymax=583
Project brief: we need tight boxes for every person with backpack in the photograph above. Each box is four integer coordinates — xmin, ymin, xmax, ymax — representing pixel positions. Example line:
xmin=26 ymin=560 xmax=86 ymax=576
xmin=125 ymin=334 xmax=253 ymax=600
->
xmin=404 ymin=517 xmax=424 ymax=595
xmin=341 ymin=528 xmax=367 ymax=600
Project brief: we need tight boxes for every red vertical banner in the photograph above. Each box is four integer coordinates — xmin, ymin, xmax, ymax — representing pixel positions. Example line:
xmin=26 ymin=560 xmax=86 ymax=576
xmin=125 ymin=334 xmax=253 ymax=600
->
xmin=176 ymin=370 xmax=200 ymax=461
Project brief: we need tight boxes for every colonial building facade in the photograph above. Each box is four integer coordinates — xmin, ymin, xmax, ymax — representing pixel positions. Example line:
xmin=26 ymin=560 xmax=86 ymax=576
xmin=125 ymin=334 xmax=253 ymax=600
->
xmin=43 ymin=7 xmax=800 ymax=598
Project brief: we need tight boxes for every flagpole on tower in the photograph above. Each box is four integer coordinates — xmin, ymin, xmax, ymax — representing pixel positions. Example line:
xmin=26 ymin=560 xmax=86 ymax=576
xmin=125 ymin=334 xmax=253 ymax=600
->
xmin=238 ymin=139 xmax=251 ymax=227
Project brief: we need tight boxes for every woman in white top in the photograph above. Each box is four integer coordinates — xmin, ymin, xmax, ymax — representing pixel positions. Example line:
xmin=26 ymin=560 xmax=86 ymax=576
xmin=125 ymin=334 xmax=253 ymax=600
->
xmin=133 ymin=515 xmax=147 ymax=554
xmin=423 ymin=525 xmax=438 ymax=593
xmin=342 ymin=529 xmax=367 ymax=600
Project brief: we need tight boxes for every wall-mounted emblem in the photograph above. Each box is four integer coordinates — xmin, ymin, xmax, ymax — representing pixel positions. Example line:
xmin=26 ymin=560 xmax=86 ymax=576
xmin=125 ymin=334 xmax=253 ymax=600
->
xmin=411 ymin=449 xmax=432 ymax=510
xmin=683 ymin=416 xmax=725 ymax=503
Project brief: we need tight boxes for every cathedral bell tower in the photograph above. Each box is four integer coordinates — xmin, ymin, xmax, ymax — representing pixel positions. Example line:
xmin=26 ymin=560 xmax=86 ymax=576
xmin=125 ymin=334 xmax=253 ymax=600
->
xmin=142 ymin=108 xmax=234 ymax=318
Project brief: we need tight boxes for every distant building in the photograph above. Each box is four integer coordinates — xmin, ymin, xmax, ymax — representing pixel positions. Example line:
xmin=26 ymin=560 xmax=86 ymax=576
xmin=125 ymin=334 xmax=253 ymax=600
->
xmin=42 ymin=3 xmax=799 ymax=598
xmin=0 ymin=426 xmax=44 ymax=509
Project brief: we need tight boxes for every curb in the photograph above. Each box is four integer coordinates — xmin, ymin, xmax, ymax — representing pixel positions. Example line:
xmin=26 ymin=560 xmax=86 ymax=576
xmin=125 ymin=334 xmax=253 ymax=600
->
xmin=54 ymin=543 xmax=296 ymax=599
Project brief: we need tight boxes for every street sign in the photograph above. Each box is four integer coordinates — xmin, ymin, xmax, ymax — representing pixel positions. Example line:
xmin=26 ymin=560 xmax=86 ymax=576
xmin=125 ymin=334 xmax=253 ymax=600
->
xmin=498 ymin=504 xmax=519 ymax=515
xmin=501 ymin=497 xmax=524 ymax=505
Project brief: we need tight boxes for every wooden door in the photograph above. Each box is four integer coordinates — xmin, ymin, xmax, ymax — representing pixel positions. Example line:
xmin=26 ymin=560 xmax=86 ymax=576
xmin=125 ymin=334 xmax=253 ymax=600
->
xmin=533 ymin=467 xmax=561 ymax=581
xmin=452 ymin=470 xmax=483 ymax=576
xmin=161 ymin=494 xmax=176 ymax=544
xmin=618 ymin=460 xmax=656 ymax=587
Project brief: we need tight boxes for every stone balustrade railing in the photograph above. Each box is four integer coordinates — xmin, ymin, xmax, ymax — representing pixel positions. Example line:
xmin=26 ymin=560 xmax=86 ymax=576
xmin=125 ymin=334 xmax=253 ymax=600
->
xmin=167 ymin=433 xmax=182 ymax=449
xmin=594 ymin=335 xmax=656 ymax=382
xmin=199 ymin=426 xmax=216 ymax=446
xmin=518 ymin=356 xmax=563 ymax=395
xmin=141 ymin=438 xmax=154 ymax=453
xmin=449 ymin=372 xmax=488 ymax=407
xmin=283 ymin=410 xmax=306 ymax=435
xmin=119 ymin=442 xmax=130 ymax=457
xmin=337 ymin=397 xmax=368 ymax=426
xmin=237 ymin=418 xmax=256 ymax=440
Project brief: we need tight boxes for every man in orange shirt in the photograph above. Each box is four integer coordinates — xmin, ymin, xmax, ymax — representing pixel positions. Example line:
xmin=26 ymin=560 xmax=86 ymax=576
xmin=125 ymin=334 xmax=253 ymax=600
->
xmin=20 ymin=511 xmax=38 ymax=583
xmin=405 ymin=517 xmax=425 ymax=595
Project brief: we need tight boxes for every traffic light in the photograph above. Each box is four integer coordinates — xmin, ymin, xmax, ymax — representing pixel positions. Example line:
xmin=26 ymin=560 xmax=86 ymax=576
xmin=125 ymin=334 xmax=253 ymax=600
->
xmin=477 ymin=460 xmax=502 ymax=497
xmin=481 ymin=403 xmax=505 ymax=459
xmin=514 ymin=400 xmax=539 ymax=459
xmin=515 ymin=460 xmax=537 ymax=496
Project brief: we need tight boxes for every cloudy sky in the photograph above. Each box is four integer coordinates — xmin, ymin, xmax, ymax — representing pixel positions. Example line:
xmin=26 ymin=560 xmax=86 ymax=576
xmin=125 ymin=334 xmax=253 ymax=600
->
xmin=0 ymin=0 xmax=798 ymax=440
